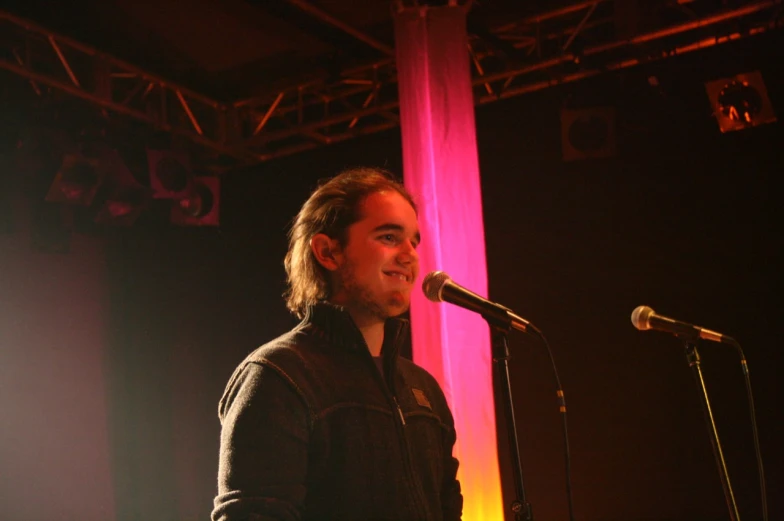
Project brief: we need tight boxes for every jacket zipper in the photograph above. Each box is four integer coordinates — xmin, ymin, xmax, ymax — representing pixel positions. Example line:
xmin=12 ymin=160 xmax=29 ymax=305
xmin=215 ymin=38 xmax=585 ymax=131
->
xmin=387 ymin=326 xmax=430 ymax=520
xmin=392 ymin=396 xmax=406 ymax=426
xmin=355 ymin=322 xmax=428 ymax=519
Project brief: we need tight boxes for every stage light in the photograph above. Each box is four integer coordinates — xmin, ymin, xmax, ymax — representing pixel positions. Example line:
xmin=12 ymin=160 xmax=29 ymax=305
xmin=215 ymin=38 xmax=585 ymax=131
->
xmin=94 ymin=190 xmax=148 ymax=226
xmin=146 ymin=149 xmax=192 ymax=199
xmin=45 ymin=153 xmax=102 ymax=205
xmin=561 ymin=107 xmax=617 ymax=161
xmin=94 ymin=150 xmax=150 ymax=226
xmin=170 ymin=176 xmax=220 ymax=227
xmin=705 ymin=71 xmax=776 ymax=133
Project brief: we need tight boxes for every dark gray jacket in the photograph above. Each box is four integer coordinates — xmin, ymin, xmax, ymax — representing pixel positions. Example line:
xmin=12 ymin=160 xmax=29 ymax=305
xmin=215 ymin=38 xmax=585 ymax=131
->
xmin=212 ymin=303 xmax=463 ymax=521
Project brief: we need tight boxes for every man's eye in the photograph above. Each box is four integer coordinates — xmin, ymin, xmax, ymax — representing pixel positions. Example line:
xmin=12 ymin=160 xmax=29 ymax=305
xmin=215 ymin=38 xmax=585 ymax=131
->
xmin=380 ymin=234 xmax=397 ymax=243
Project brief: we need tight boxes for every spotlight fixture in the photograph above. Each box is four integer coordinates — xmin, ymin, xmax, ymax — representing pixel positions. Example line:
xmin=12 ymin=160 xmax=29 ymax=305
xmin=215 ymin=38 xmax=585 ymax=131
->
xmin=94 ymin=150 xmax=150 ymax=226
xmin=95 ymin=191 xmax=147 ymax=225
xmin=705 ymin=71 xmax=776 ymax=133
xmin=170 ymin=176 xmax=220 ymax=227
xmin=146 ymin=149 xmax=192 ymax=199
xmin=561 ymin=107 xmax=617 ymax=161
xmin=45 ymin=153 xmax=102 ymax=205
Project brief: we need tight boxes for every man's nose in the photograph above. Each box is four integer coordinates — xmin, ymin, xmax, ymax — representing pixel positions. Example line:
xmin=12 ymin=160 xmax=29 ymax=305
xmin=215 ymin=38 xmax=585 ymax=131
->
xmin=398 ymin=240 xmax=418 ymax=263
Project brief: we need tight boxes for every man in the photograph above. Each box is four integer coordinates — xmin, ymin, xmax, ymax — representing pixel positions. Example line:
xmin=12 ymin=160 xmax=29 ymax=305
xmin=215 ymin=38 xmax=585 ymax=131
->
xmin=212 ymin=167 xmax=463 ymax=521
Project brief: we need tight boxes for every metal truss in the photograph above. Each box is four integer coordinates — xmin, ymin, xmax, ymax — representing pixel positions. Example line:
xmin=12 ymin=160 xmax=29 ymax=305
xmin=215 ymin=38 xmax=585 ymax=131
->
xmin=0 ymin=11 xmax=257 ymax=164
xmin=469 ymin=0 xmax=784 ymax=104
xmin=2 ymin=1 xmax=783 ymax=167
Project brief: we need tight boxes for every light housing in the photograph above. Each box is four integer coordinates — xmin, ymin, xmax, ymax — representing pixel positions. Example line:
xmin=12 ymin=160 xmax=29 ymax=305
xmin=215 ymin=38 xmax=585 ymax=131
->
xmin=705 ymin=71 xmax=776 ymax=133
xmin=561 ymin=107 xmax=617 ymax=161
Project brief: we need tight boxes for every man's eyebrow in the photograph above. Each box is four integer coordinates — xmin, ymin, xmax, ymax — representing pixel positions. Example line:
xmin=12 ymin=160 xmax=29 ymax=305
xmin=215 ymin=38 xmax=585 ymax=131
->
xmin=372 ymin=224 xmax=421 ymax=244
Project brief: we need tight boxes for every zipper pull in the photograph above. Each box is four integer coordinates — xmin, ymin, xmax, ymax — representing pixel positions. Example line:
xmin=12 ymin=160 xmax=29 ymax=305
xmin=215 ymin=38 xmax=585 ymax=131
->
xmin=392 ymin=396 xmax=406 ymax=426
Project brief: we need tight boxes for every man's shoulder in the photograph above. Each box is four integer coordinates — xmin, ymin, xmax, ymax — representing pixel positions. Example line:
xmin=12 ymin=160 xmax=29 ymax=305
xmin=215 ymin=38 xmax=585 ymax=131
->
xmin=240 ymin=325 xmax=325 ymax=372
xmin=218 ymin=326 xmax=324 ymax=416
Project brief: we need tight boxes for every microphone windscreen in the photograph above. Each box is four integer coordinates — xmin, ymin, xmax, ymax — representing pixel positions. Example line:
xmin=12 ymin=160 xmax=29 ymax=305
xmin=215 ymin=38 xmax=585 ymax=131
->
xmin=631 ymin=305 xmax=655 ymax=330
xmin=422 ymin=271 xmax=450 ymax=302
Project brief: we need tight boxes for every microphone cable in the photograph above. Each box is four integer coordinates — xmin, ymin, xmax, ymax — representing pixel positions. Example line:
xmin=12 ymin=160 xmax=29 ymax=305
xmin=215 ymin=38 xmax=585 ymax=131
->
xmin=728 ymin=339 xmax=768 ymax=521
xmin=528 ymin=326 xmax=576 ymax=521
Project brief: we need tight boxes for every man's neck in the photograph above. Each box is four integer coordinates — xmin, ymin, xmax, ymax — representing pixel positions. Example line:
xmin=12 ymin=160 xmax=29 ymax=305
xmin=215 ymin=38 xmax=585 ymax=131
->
xmin=357 ymin=321 xmax=385 ymax=357
xmin=346 ymin=309 xmax=385 ymax=357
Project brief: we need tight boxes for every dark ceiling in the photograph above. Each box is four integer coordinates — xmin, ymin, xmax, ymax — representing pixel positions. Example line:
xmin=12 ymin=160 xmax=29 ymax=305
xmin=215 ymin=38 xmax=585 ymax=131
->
xmin=5 ymin=0 xmax=550 ymax=100
xmin=2 ymin=0 xmax=783 ymax=167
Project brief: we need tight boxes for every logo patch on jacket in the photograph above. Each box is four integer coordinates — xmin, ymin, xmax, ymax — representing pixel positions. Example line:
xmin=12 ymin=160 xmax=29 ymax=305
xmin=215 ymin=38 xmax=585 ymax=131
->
xmin=412 ymin=388 xmax=432 ymax=410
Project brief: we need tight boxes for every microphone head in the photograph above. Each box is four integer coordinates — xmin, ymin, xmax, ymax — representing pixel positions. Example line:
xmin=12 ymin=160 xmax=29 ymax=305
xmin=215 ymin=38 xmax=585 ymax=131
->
xmin=422 ymin=271 xmax=451 ymax=302
xmin=631 ymin=305 xmax=655 ymax=331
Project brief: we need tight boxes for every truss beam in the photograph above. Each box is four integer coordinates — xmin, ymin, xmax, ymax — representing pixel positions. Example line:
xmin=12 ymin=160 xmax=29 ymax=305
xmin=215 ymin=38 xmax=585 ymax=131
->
xmin=0 ymin=10 xmax=260 ymax=164
xmin=231 ymin=0 xmax=782 ymax=161
xmin=285 ymin=0 xmax=394 ymax=55
xmin=1 ymin=1 xmax=782 ymax=167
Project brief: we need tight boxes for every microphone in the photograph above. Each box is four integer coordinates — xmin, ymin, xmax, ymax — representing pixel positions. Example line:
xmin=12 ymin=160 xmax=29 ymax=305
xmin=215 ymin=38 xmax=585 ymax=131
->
xmin=631 ymin=305 xmax=736 ymax=345
xmin=422 ymin=271 xmax=534 ymax=333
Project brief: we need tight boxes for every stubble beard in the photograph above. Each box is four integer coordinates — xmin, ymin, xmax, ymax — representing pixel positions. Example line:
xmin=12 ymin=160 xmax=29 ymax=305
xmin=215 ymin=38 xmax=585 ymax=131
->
xmin=336 ymin=260 xmax=406 ymax=323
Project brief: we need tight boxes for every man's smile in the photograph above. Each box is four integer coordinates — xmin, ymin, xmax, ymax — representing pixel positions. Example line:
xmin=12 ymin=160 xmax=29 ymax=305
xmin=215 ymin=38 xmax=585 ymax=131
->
xmin=384 ymin=270 xmax=413 ymax=283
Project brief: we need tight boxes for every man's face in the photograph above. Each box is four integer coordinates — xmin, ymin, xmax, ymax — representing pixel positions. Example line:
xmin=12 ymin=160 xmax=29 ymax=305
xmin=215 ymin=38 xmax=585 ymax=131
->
xmin=330 ymin=190 xmax=420 ymax=323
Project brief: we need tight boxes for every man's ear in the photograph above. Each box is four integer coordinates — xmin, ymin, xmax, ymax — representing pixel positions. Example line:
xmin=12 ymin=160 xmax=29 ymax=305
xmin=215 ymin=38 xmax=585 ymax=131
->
xmin=310 ymin=233 xmax=342 ymax=271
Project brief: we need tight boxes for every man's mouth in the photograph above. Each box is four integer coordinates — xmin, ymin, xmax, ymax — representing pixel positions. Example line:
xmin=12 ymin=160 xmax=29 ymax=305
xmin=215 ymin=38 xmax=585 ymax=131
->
xmin=384 ymin=271 xmax=411 ymax=283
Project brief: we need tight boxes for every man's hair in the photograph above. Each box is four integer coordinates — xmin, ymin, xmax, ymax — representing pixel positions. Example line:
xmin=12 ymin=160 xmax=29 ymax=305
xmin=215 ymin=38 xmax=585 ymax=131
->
xmin=284 ymin=166 xmax=417 ymax=318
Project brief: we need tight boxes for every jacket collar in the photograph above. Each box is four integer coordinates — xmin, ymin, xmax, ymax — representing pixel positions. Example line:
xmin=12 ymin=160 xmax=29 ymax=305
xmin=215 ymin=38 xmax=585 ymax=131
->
xmin=302 ymin=302 xmax=409 ymax=362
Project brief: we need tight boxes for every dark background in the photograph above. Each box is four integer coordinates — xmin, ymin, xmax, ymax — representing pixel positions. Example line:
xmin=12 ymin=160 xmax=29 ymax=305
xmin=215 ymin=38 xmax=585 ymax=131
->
xmin=1 ymin=26 xmax=782 ymax=521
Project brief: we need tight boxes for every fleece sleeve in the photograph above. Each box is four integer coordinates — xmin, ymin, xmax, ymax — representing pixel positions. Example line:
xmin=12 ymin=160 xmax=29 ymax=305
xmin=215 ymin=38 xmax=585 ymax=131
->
xmin=212 ymin=362 xmax=312 ymax=521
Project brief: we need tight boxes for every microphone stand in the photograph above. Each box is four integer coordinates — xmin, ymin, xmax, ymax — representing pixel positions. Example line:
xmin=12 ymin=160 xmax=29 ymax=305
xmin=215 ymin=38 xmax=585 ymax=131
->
xmin=491 ymin=326 xmax=533 ymax=521
xmin=681 ymin=337 xmax=741 ymax=521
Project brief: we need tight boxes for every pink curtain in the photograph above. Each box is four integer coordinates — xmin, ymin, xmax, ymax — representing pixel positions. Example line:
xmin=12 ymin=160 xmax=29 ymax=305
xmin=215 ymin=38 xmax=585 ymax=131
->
xmin=394 ymin=5 xmax=504 ymax=519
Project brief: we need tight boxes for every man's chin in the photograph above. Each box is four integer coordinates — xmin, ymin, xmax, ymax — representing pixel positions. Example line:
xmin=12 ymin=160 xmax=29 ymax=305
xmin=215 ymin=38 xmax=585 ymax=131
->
xmin=386 ymin=296 xmax=410 ymax=318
